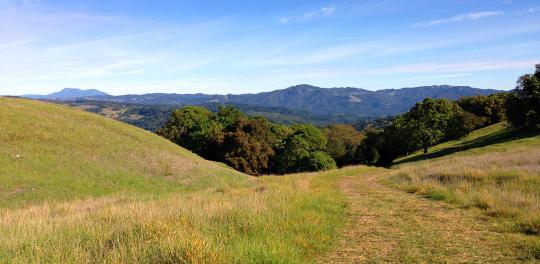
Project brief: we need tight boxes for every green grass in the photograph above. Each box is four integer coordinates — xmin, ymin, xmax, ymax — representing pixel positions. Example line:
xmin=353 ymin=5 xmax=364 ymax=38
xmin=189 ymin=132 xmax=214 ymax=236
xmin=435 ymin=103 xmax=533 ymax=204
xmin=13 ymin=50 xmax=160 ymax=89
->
xmin=395 ymin=122 xmax=540 ymax=164
xmin=0 ymin=97 xmax=349 ymax=263
xmin=0 ymin=97 xmax=249 ymax=207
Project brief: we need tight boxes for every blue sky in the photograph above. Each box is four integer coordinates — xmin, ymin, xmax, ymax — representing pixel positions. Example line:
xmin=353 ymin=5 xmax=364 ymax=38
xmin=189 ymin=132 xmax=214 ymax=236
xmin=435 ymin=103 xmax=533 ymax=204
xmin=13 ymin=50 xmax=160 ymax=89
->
xmin=1 ymin=0 xmax=539 ymax=95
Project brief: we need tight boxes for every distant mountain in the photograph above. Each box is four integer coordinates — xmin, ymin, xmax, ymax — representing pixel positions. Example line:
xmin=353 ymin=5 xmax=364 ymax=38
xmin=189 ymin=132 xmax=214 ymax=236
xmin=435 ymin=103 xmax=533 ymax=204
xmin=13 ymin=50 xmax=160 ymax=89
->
xmin=79 ymin=84 xmax=502 ymax=117
xmin=23 ymin=88 xmax=109 ymax=100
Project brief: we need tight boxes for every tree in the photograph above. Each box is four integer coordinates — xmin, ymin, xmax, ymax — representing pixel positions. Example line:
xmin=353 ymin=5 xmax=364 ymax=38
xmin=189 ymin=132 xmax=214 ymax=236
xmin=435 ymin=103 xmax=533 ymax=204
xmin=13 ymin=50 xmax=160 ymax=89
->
xmin=217 ymin=105 xmax=245 ymax=130
xmin=457 ymin=93 xmax=507 ymax=126
xmin=274 ymin=124 xmax=336 ymax=173
xmin=506 ymin=69 xmax=540 ymax=129
xmin=356 ymin=127 xmax=383 ymax=165
xmin=220 ymin=118 xmax=275 ymax=176
xmin=156 ymin=106 xmax=222 ymax=158
xmin=323 ymin=124 xmax=364 ymax=167
xmin=403 ymin=98 xmax=463 ymax=154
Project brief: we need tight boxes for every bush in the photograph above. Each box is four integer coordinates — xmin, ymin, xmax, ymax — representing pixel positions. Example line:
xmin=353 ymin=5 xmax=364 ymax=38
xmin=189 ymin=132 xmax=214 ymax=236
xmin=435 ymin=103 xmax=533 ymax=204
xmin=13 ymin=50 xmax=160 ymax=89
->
xmin=300 ymin=151 xmax=337 ymax=171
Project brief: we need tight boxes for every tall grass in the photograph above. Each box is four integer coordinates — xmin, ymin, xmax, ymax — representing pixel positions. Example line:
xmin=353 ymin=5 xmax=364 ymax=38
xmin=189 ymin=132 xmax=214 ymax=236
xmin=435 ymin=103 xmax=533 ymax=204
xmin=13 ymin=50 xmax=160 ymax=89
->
xmin=389 ymin=147 xmax=540 ymax=236
xmin=0 ymin=167 xmax=357 ymax=263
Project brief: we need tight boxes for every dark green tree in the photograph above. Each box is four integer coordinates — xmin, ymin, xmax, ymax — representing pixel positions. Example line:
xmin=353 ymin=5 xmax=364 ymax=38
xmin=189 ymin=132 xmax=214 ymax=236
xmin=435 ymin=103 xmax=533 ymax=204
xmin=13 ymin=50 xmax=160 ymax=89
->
xmin=220 ymin=118 xmax=275 ymax=176
xmin=323 ymin=124 xmax=364 ymax=167
xmin=506 ymin=69 xmax=540 ymax=129
xmin=457 ymin=93 xmax=507 ymax=125
xmin=156 ymin=106 xmax=222 ymax=158
xmin=403 ymin=98 xmax=464 ymax=154
xmin=274 ymin=124 xmax=336 ymax=173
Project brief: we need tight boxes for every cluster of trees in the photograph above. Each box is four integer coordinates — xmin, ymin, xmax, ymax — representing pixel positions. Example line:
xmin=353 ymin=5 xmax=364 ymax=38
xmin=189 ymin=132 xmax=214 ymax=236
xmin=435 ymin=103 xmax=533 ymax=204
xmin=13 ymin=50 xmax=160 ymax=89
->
xmin=157 ymin=106 xmax=337 ymax=175
xmin=158 ymin=69 xmax=540 ymax=175
xmin=358 ymin=69 xmax=540 ymax=167
xmin=506 ymin=68 xmax=540 ymax=129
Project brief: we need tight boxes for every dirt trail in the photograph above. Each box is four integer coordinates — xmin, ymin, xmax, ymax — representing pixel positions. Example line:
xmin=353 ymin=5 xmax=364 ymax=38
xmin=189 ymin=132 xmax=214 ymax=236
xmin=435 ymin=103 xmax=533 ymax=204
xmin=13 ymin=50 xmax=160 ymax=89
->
xmin=319 ymin=170 xmax=526 ymax=263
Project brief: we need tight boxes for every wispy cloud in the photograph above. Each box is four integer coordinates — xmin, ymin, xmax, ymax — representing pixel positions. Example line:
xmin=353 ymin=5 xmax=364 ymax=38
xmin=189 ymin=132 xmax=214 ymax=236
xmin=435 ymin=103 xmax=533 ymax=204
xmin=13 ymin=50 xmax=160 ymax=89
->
xmin=404 ymin=73 xmax=472 ymax=81
xmin=412 ymin=11 xmax=503 ymax=28
xmin=279 ymin=4 xmax=336 ymax=24
xmin=356 ymin=59 xmax=538 ymax=75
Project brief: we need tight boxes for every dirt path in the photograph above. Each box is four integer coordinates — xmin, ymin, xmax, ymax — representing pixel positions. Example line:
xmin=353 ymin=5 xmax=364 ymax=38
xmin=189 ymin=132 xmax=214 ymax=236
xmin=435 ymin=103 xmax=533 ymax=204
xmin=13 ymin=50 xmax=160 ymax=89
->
xmin=318 ymin=170 xmax=527 ymax=263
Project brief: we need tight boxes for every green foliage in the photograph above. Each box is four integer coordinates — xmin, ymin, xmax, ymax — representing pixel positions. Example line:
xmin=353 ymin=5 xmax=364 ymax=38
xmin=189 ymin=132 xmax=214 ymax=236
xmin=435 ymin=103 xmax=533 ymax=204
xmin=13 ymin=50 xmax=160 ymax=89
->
xmin=401 ymin=98 xmax=465 ymax=154
xmin=157 ymin=106 xmax=223 ymax=159
xmin=221 ymin=118 xmax=275 ymax=176
xmin=457 ymin=93 xmax=507 ymax=125
xmin=323 ymin=124 xmax=364 ymax=167
xmin=274 ymin=124 xmax=336 ymax=173
xmin=506 ymin=71 xmax=540 ymax=129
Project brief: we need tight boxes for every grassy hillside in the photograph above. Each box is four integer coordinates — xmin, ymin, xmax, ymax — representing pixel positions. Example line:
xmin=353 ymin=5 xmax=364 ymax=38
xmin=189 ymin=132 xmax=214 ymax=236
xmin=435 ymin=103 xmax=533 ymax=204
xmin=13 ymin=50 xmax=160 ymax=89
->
xmin=0 ymin=97 xmax=249 ymax=207
xmin=387 ymin=122 xmax=540 ymax=258
xmin=0 ymin=97 xmax=349 ymax=263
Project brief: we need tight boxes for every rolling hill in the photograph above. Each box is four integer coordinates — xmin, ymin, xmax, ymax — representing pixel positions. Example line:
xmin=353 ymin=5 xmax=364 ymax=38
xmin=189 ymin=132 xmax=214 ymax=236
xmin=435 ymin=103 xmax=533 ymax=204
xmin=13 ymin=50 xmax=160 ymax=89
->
xmin=28 ymin=84 xmax=501 ymax=117
xmin=0 ymin=97 xmax=346 ymax=263
xmin=0 ymin=97 xmax=247 ymax=207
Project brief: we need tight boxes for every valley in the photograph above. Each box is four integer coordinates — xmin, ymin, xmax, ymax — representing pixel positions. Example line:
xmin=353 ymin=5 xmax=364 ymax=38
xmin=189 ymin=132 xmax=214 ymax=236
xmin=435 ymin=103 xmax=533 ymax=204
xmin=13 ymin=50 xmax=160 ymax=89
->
xmin=1 ymin=97 xmax=539 ymax=263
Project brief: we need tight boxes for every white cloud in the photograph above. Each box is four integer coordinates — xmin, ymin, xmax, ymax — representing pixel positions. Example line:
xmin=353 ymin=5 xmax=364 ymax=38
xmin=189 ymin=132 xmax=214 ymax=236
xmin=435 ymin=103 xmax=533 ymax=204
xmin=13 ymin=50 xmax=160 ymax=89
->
xmin=413 ymin=11 xmax=503 ymax=27
xmin=356 ymin=60 xmax=539 ymax=75
xmin=321 ymin=5 xmax=336 ymax=16
xmin=404 ymin=73 xmax=472 ymax=81
xmin=279 ymin=4 xmax=336 ymax=24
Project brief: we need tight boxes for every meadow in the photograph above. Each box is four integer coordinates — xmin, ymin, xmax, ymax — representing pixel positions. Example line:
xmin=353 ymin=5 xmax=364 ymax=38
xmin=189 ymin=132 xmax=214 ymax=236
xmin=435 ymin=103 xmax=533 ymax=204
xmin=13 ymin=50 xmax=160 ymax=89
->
xmin=0 ymin=98 xmax=351 ymax=263
xmin=388 ymin=123 xmax=540 ymax=258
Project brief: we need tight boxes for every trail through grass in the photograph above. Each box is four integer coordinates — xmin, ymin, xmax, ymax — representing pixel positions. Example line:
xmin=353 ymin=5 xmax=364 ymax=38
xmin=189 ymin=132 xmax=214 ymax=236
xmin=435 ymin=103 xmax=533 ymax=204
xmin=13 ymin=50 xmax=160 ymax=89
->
xmin=319 ymin=170 xmax=536 ymax=263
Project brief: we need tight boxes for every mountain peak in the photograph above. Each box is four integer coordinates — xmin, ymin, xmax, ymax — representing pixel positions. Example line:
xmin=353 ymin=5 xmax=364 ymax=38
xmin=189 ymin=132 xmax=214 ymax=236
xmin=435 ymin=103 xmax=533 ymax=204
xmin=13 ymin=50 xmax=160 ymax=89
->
xmin=23 ymin=88 xmax=109 ymax=100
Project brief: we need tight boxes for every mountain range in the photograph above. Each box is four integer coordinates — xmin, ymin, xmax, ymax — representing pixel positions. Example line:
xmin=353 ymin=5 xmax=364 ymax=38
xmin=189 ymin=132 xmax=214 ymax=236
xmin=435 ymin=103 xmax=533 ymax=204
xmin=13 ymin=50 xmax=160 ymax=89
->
xmin=22 ymin=84 xmax=502 ymax=117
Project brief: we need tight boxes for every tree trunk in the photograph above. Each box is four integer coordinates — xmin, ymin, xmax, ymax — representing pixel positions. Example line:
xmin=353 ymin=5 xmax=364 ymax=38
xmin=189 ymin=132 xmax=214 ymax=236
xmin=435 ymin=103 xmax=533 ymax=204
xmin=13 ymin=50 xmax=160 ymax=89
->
xmin=423 ymin=146 xmax=428 ymax=154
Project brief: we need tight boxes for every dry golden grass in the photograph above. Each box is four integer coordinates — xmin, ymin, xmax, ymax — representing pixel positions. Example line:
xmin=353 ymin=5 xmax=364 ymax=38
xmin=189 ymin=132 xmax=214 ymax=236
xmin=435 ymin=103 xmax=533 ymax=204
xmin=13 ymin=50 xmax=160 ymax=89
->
xmin=386 ymin=125 xmax=540 ymax=261
xmin=391 ymin=147 xmax=540 ymax=234
xmin=0 ymin=169 xmax=351 ymax=263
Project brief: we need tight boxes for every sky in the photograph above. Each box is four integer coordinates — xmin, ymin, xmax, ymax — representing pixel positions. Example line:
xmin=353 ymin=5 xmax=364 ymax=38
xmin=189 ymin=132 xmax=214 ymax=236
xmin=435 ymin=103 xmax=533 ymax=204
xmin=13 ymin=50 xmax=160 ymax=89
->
xmin=1 ymin=0 xmax=539 ymax=95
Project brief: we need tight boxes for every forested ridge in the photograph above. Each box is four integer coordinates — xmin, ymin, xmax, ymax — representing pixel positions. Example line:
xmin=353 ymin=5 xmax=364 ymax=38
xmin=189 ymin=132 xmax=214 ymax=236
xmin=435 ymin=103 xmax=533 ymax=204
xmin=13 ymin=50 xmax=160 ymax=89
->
xmin=158 ymin=70 xmax=540 ymax=175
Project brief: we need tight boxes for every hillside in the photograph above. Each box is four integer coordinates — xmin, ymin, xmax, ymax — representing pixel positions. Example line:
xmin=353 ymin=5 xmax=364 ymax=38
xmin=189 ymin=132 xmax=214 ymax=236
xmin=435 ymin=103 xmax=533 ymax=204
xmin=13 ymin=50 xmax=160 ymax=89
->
xmin=55 ymin=84 xmax=500 ymax=117
xmin=321 ymin=123 xmax=540 ymax=262
xmin=0 ymin=97 xmax=348 ymax=263
xmin=0 ymin=97 xmax=247 ymax=207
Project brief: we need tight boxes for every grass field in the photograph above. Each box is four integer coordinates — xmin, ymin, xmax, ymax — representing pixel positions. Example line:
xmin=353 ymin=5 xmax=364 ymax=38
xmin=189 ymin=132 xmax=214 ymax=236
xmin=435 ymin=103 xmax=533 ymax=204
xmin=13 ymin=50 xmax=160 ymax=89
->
xmin=0 ymin=98 xmax=350 ymax=263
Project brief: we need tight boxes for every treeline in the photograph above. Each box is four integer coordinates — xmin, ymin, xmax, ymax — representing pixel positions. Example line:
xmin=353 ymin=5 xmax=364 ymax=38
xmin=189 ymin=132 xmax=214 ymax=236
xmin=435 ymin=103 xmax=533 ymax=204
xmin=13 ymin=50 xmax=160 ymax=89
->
xmin=158 ymin=69 xmax=540 ymax=175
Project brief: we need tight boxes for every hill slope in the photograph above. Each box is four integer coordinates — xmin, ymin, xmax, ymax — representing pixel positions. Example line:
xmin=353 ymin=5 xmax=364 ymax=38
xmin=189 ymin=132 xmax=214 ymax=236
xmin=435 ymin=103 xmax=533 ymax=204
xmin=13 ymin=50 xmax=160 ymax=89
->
xmin=76 ymin=84 xmax=501 ymax=116
xmin=321 ymin=123 xmax=540 ymax=262
xmin=0 ymin=97 xmax=247 ymax=207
